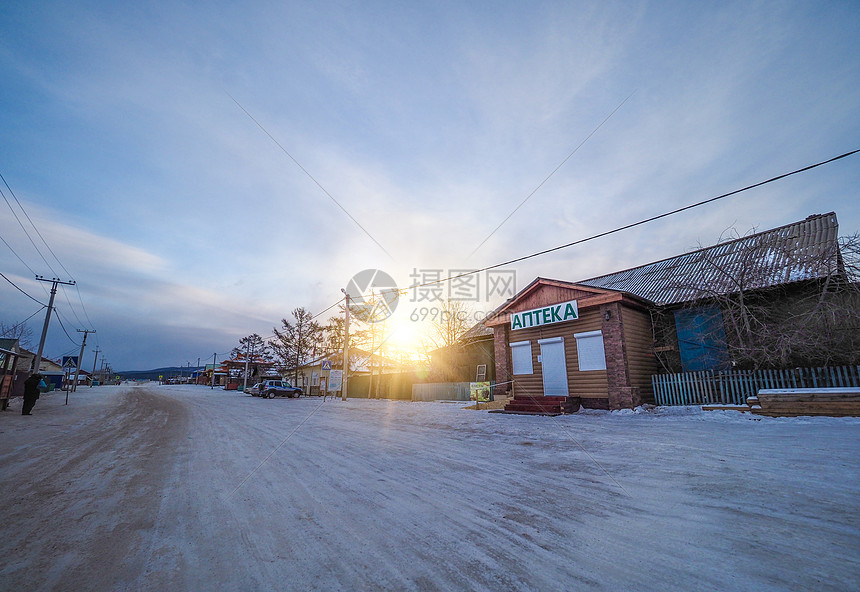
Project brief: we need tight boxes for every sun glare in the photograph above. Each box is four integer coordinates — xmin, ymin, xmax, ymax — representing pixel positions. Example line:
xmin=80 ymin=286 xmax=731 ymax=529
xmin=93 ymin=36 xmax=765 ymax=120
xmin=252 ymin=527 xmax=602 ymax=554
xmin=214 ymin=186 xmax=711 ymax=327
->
xmin=384 ymin=310 xmax=429 ymax=357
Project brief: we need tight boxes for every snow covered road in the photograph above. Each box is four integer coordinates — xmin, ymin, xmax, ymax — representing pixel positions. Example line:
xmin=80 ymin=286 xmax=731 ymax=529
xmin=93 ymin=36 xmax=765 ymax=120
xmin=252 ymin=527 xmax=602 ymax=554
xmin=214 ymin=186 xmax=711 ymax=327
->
xmin=0 ymin=384 xmax=858 ymax=591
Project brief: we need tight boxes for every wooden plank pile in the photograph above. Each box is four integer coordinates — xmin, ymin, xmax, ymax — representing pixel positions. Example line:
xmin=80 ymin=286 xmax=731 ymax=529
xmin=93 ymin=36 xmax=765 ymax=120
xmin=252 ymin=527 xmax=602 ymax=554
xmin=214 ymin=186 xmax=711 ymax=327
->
xmin=746 ymin=388 xmax=860 ymax=417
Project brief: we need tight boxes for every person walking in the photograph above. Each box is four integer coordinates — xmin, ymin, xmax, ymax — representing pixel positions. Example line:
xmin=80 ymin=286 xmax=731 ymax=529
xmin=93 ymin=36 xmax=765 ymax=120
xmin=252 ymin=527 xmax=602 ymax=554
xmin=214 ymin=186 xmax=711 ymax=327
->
xmin=22 ymin=373 xmax=42 ymax=415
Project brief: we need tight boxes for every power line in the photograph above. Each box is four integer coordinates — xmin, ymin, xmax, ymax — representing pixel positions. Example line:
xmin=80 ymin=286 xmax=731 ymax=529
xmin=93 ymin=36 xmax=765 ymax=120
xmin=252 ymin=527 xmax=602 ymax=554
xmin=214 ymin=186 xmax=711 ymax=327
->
xmin=74 ymin=284 xmax=96 ymax=334
xmin=397 ymin=149 xmax=860 ymax=295
xmin=0 ymin=170 xmax=74 ymax=279
xmin=59 ymin=284 xmax=85 ymax=328
xmin=53 ymin=308 xmax=80 ymax=346
xmin=241 ymin=150 xmax=860 ymax=344
xmin=0 ymin=186 xmax=58 ymax=277
xmin=311 ymin=298 xmax=345 ymax=321
xmin=468 ymin=90 xmax=638 ymax=259
xmin=225 ymin=91 xmax=394 ymax=260
xmin=0 ymin=231 xmax=39 ymax=275
xmin=0 ymin=171 xmax=94 ymax=335
xmin=0 ymin=270 xmax=46 ymax=305
xmin=16 ymin=305 xmax=47 ymax=327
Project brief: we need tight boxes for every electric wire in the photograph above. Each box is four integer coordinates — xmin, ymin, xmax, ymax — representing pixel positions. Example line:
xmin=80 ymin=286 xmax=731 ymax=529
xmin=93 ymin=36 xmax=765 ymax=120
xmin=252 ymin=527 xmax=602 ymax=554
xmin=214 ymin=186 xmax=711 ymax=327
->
xmin=16 ymin=305 xmax=47 ymax=327
xmin=468 ymin=90 xmax=638 ymax=259
xmin=53 ymin=308 xmax=80 ymax=346
xmin=389 ymin=149 xmax=860 ymax=298
xmin=0 ymin=171 xmax=96 ymax=335
xmin=0 ymin=231 xmax=39 ymax=276
xmin=225 ymin=91 xmax=394 ymax=260
xmin=0 ymin=270 xmax=47 ymax=305
xmin=0 ymin=186 xmax=58 ymax=277
xmin=75 ymin=284 xmax=96 ymax=333
xmin=220 ymin=150 xmax=860 ymax=368
xmin=0 ymin=170 xmax=74 ymax=280
xmin=59 ymin=284 xmax=86 ymax=328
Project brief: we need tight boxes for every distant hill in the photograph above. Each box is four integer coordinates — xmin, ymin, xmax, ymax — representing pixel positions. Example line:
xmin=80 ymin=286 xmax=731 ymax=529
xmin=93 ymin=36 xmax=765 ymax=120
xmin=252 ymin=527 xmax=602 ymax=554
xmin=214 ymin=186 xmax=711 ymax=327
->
xmin=117 ymin=366 xmax=202 ymax=381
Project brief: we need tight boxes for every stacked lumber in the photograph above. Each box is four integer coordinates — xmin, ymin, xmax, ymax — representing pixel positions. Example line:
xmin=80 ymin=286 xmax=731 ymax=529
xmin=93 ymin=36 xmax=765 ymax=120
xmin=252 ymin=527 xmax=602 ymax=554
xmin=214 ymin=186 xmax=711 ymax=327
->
xmin=747 ymin=388 xmax=860 ymax=417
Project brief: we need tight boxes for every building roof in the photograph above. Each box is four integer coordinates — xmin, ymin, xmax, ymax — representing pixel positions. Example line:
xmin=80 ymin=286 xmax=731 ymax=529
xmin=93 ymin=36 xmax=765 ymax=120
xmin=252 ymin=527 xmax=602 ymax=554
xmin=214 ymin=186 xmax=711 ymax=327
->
xmin=577 ymin=213 xmax=841 ymax=306
xmin=459 ymin=320 xmax=494 ymax=341
xmin=0 ymin=338 xmax=19 ymax=351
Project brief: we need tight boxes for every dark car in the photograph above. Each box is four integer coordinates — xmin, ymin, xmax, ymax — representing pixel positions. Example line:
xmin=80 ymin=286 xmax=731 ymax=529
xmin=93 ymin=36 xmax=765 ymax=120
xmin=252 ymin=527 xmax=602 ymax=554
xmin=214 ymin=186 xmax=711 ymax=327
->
xmin=249 ymin=379 xmax=302 ymax=399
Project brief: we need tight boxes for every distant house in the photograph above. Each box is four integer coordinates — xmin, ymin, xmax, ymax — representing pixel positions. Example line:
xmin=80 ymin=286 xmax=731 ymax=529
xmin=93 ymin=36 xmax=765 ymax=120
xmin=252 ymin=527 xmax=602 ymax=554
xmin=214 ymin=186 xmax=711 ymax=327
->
xmin=296 ymin=347 xmax=400 ymax=396
xmin=218 ymin=354 xmax=276 ymax=390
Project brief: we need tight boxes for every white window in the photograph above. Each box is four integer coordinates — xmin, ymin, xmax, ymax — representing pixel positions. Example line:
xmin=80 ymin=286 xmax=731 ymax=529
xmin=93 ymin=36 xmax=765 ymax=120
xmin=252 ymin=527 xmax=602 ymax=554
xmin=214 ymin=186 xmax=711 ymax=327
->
xmin=476 ymin=364 xmax=487 ymax=381
xmin=574 ymin=331 xmax=607 ymax=371
xmin=510 ymin=341 xmax=533 ymax=375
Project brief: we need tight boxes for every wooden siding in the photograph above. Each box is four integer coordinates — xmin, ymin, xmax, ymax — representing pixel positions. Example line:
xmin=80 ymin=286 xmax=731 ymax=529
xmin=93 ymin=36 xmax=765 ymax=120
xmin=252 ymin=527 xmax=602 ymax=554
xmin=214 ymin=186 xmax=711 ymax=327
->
xmin=508 ymin=308 xmax=608 ymax=399
xmin=619 ymin=306 xmax=660 ymax=403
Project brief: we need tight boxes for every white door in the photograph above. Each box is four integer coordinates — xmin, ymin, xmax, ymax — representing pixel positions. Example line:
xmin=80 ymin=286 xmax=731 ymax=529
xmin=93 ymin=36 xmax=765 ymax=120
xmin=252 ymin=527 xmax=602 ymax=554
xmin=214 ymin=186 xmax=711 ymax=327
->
xmin=538 ymin=337 xmax=569 ymax=396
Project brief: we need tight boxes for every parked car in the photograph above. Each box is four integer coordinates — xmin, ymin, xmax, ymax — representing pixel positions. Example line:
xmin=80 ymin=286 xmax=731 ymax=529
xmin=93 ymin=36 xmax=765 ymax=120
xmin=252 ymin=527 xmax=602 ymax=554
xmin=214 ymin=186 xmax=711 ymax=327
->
xmin=248 ymin=379 xmax=302 ymax=398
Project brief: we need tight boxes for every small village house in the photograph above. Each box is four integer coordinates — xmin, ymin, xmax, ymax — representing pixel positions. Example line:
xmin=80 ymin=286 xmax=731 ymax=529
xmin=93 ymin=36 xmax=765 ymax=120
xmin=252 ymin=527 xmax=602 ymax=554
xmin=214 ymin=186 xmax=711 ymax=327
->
xmin=488 ymin=212 xmax=857 ymax=412
xmin=428 ymin=321 xmax=496 ymax=384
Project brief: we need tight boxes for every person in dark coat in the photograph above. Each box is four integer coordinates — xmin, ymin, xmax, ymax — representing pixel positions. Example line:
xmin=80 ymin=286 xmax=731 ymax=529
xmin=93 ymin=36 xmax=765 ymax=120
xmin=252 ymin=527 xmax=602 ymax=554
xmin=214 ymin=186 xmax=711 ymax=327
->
xmin=22 ymin=373 xmax=41 ymax=415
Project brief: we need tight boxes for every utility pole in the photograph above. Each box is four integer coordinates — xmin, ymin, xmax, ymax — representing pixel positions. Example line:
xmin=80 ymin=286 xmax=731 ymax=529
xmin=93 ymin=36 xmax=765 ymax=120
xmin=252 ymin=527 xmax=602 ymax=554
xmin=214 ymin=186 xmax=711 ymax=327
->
xmin=211 ymin=353 xmax=217 ymax=389
xmin=196 ymin=357 xmax=200 ymax=385
xmin=91 ymin=346 xmax=100 ymax=387
xmin=243 ymin=340 xmax=250 ymax=393
xmin=341 ymin=290 xmax=349 ymax=401
xmin=72 ymin=329 xmax=94 ymax=395
xmin=32 ymin=276 xmax=75 ymax=374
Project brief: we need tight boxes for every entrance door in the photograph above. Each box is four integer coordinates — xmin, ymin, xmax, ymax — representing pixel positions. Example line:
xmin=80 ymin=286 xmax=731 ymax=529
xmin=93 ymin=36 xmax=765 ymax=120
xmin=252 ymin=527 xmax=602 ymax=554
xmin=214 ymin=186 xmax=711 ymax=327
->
xmin=538 ymin=337 xmax=569 ymax=396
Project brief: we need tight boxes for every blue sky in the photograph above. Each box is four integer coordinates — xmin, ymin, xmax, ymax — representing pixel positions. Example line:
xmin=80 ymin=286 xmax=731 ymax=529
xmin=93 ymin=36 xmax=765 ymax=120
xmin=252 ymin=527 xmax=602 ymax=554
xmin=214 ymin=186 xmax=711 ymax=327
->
xmin=1 ymin=1 xmax=858 ymax=370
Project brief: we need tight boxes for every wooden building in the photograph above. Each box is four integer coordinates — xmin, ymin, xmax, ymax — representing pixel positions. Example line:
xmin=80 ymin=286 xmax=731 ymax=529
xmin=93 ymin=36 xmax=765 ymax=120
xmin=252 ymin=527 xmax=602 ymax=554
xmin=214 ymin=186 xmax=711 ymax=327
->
xmin=486 ymin=278 xmax=659 ymax=411
xmin=428 ymin=321 xmax=495 ymax=384
xmin=487 ymin=213 xmax=852 ymax=413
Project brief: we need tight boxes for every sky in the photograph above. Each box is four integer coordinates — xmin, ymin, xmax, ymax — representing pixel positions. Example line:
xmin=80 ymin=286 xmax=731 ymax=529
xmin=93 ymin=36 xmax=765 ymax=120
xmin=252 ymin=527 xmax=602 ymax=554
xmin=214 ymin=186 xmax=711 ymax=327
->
xmin=1 ymin=0 xmax=858 ymax=371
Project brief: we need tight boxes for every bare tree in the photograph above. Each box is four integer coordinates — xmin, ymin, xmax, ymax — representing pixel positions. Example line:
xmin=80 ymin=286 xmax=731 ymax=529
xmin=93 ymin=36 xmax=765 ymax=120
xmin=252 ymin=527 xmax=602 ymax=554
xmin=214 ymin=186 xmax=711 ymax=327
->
xmin=0 ymin=321 xmax=34 ymax=349
xmin=665 ymin=230 xmax=860 ymax=370
xmin=428 ymin=299 xmax=472 ymax=349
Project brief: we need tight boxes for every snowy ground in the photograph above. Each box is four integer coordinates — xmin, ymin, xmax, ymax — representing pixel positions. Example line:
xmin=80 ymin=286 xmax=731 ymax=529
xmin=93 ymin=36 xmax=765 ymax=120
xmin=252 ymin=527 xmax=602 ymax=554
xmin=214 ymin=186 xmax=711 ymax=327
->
xmin=0 ymin=384 xmax=857 ymax=591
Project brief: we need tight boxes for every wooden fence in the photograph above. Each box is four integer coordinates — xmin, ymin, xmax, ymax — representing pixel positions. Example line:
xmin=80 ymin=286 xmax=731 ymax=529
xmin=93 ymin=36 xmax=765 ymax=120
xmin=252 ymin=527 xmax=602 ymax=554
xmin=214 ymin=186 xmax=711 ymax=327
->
xmin=411 ymin=382 xmax=472 ymax=402
xmin=652 ymin=366 xmax=860 ymax=406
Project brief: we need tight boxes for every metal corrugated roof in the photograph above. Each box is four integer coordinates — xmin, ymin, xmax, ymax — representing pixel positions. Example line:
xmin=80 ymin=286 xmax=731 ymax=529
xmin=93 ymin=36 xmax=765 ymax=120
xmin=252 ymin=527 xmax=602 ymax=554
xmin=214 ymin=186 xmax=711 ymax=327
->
xmin=578 ymin=213 xmax=841 ymax=306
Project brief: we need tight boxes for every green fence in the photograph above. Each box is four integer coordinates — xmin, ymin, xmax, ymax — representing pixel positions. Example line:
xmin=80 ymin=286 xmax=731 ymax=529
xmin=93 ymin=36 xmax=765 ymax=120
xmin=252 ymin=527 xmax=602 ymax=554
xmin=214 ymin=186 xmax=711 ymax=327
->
xmin=411 ymin=382 xmax=472 ymax=402
xmin=652 ymin=366 xmax=860 ymax=406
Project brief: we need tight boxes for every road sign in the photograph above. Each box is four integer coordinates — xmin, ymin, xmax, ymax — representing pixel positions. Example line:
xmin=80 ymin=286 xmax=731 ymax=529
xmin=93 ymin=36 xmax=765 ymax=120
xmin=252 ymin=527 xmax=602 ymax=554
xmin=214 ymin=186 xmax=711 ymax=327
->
xmin=62 ymin=356 xmax=79 ymax=369
xmin=328 ymin=369 xmax=343 ymax=392
xmin=321 ymin=360 xmax=332 ymax=371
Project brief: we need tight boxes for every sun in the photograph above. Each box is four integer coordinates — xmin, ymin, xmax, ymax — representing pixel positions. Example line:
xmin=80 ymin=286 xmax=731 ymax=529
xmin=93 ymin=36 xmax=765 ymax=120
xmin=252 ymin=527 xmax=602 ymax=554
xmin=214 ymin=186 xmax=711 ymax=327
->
xmin=383 ymin=309 xmax=429 ymax=356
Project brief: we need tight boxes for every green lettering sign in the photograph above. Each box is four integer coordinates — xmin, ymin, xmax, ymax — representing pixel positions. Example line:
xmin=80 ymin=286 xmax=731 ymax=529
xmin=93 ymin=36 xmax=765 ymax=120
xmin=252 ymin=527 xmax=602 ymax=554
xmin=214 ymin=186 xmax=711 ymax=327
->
xmin=511 ymin=299 xmax=579 ymax=330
